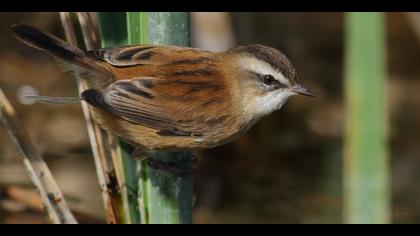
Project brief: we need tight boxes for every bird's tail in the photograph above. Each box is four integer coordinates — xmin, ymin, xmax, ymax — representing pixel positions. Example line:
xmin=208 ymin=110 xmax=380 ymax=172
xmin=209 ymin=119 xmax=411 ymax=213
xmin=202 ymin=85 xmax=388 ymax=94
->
xmin=22 ymin=95 xmax=82 ymax=105
xmin=10 ymin=23 xmax=111 ymax=77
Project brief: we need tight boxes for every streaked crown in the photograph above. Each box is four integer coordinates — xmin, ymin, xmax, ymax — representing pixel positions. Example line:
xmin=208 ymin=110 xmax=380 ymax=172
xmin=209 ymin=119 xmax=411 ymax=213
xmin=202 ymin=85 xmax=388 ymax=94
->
xmin=229 ymin=44 xmax=298 ymax=84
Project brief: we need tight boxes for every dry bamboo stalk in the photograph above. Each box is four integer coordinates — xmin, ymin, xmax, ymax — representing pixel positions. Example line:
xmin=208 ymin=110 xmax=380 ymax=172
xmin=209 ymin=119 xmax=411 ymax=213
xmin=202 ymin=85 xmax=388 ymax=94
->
xmin=59 ymin=12 xmax=122 ymax=223
xmin=74 ymin=12 xmax=130 ymax=210
xmin=0 ymin=88 xmax=77 ymax=224
xmin=76 ymin=12 xmax=99 ymax=50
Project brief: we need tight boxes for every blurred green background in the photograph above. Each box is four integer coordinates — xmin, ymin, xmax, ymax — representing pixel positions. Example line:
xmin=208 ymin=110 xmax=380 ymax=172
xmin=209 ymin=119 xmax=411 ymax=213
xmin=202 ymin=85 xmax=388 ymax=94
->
xmin=0 ymin=12 xmax=419 ymax=223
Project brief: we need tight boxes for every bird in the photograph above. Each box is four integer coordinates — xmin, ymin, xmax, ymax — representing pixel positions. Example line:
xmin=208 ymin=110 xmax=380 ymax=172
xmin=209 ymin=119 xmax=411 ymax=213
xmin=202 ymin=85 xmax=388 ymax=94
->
xmin=10 ymin=23 xmax=315 ymax=156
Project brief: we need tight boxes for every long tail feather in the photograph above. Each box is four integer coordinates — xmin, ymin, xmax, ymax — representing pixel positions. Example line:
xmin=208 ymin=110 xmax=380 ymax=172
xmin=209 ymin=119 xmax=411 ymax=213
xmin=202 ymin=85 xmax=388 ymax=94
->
xmin=22 ymin=95 xmax=81 ymax=105
xmin=9 ymin=23 xmax=111 ymax=78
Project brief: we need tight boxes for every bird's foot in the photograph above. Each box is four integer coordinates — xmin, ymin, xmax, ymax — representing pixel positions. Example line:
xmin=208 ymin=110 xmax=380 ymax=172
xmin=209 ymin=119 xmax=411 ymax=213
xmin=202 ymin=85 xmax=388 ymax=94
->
xmin=146 ymin=152 xmax=198 ymax=176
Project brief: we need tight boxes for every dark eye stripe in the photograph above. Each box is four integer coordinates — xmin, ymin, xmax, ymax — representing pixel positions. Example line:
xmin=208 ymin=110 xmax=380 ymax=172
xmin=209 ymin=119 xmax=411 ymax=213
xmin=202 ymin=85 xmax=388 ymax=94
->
xmin=245 ymin=70 xmax=288 ymax=90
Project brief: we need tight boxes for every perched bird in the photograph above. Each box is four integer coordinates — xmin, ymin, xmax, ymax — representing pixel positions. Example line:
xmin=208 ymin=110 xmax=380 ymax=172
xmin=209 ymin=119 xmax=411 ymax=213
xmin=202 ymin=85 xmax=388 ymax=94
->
xmin=10 ymin=23 xmax=315 ymax=154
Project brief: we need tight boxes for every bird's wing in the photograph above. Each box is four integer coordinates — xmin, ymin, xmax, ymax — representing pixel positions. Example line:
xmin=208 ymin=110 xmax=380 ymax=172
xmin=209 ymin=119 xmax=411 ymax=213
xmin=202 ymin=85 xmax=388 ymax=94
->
xmin=82 ymin=76 xmax=229 ymax=137
xmin=87 ymin=45 xmax=215 ymax=67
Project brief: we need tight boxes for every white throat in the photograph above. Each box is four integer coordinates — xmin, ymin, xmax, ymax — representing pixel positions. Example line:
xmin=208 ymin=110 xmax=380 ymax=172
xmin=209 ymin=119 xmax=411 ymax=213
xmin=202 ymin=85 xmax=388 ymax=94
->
xmin=249 ymin=90 xmax=295 ymax=119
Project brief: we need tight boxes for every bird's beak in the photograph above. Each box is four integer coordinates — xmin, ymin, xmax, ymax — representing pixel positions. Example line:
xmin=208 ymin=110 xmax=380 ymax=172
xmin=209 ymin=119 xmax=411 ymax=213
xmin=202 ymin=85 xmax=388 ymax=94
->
xmin=292 ymin=84 xmax=316 ymax=97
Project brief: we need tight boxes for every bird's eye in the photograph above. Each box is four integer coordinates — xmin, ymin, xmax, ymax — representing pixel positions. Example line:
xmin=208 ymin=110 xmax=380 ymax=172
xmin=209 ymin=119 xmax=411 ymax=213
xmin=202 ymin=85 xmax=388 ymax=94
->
xmin=262 ymin=74 xmax=276 ymax=85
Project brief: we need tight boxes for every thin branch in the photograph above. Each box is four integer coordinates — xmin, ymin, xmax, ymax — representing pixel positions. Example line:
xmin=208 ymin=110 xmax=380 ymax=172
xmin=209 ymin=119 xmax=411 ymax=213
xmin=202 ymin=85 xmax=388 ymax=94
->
xmin=59 ymin=12 xmax=120 ymax=224
xmin=0 ymin=88 xmax=77 ymax=224
xmin=4 ymin=186 xmax=105 ymax=224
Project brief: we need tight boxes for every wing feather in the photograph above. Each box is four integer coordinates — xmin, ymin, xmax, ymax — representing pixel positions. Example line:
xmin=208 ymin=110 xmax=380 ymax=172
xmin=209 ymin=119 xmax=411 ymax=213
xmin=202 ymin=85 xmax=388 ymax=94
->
xmin=87 ymin=45 xmax=215 ymax=67
xmin=101 ymin=78 xmax=220 ymax=137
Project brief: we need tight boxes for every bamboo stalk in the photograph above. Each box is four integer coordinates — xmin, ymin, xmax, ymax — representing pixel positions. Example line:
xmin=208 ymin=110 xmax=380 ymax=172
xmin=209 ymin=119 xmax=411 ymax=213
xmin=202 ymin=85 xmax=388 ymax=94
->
xmin=344 ymin=12 xmax=390 ymax=224
xmin=125 ymin=12 xmax=148 ymax=223
xmin=127 ymin=12 xmax=196 ymax=224
xmin=0 ymin=88 xmax=77 ymax=224
xmin=87 ymin=12 xmax=196 ymax=224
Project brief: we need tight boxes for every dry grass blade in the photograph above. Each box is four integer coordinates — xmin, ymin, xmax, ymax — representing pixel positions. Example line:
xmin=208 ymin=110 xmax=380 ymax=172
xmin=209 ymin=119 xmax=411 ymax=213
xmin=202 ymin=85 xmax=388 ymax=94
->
xmin=59 ymin=12 xmax=121 ymax=224
xmin=405 ymin=13 xmax=420 ymax=44
xmin=76 ymin=12 xmax=99 ymax=49
xmin=0 ymin=88 xmax=77 ymax=224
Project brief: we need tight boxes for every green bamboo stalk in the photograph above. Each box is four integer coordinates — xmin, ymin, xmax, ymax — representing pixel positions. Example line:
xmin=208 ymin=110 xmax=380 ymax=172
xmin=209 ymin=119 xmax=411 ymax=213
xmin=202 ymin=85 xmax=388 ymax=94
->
xmin=344 ymin=12 xmax=390 ymax=224
xmin=97 ymin=12 xmax=142 ymax=224
xmin=127 ymin=12 xmax=195 ymax=224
